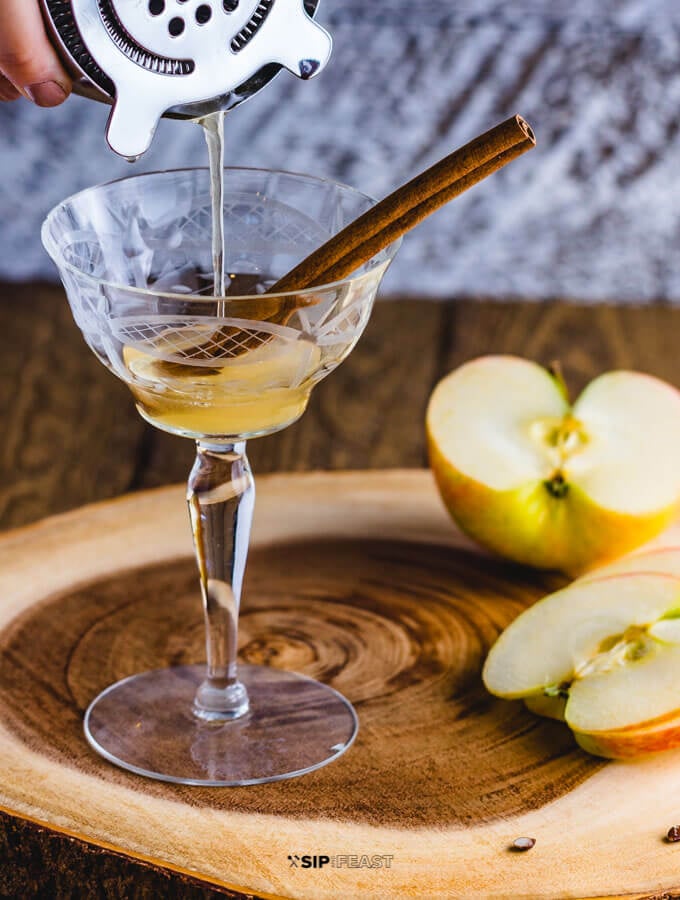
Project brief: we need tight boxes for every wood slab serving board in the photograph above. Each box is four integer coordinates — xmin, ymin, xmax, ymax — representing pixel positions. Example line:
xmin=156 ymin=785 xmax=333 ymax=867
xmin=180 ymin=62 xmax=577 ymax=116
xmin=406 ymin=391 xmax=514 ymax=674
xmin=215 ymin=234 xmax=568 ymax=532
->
xmin=1 ymin=470 xmax=680 ymax=900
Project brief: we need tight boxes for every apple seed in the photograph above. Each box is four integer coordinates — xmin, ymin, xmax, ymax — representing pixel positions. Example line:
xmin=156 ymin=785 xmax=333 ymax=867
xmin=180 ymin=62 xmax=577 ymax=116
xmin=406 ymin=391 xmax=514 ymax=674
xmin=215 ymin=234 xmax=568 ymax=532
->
xmin=666 ymin=825 xmax=680 ymax=843
xmin=511 ymin=837 xmax=536 ymax=851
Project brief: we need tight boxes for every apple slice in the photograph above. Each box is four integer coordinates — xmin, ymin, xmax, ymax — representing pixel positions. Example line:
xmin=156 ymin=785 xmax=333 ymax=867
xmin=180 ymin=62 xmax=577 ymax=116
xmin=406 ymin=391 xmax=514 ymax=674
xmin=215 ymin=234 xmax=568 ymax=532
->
xmin=483 ymin=573 xmax=680 ymax=699
xmin=483 ymin=572 xmax=680 ymax=757
xmin=579 ymin=547 xmax=680 ymax=581
xmin=427 ymin=357 xmax=680 ymax=572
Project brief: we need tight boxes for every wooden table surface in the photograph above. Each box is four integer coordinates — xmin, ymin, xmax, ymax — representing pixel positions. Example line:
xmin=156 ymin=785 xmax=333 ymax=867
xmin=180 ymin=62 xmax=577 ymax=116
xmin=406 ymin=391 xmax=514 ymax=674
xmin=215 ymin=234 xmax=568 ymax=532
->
xmin=1 ymin=284 xmax=679 ymax=899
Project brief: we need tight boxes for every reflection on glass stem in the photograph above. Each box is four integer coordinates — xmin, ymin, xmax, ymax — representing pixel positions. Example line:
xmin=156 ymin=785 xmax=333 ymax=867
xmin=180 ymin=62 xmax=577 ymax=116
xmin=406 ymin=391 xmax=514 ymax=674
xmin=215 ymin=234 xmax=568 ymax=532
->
xmin=187 ymin=441 xmax=254 ymax=721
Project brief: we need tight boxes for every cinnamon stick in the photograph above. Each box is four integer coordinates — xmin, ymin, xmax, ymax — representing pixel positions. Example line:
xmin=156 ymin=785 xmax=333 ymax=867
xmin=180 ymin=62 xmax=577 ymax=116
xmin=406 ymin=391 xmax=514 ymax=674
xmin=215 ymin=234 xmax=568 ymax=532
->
xmin=159 ymin=115 xmax=535 ymax=366
xmin=270 ymin=114 xmax=535 ymax=294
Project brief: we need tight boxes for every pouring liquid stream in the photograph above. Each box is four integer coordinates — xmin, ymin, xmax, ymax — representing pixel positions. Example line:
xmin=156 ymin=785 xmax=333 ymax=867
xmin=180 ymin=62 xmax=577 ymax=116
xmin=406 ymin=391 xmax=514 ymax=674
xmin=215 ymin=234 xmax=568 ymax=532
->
xmin=199 ymin=112 xmax=227 ymax=307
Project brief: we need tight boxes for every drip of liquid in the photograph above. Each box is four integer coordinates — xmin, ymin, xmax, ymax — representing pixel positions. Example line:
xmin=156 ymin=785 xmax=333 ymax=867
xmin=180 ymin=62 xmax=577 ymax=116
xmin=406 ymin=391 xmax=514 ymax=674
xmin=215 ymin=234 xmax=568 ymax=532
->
xmin=199 ymin=111 xmax=226 ymax=304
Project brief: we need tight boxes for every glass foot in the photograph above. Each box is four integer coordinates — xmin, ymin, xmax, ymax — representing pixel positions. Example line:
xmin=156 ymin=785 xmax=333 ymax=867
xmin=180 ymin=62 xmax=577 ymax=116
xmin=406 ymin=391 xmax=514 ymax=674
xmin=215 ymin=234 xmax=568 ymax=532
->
xmin=84 ymin=664 xmax=358 ymax=786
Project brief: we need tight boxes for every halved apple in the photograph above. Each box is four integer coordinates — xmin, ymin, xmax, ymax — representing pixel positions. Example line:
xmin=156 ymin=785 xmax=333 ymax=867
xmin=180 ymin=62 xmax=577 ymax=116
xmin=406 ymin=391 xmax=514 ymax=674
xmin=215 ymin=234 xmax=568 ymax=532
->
xmin=483 ymin=572 xmax=680 ymax=758
xmin=427 ymin=357 xmax=680 ymax=573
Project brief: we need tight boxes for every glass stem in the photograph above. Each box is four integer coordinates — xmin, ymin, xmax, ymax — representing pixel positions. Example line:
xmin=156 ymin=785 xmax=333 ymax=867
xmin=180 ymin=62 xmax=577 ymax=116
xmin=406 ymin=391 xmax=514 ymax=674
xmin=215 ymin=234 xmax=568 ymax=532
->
xmin=187 ymin=441 xmax=254 ymax=721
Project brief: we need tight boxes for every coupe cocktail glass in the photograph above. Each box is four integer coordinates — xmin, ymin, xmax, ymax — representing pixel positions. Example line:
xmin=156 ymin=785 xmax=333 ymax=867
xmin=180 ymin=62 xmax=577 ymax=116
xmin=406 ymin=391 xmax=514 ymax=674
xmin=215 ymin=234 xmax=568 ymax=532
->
xmin=42 ymin=167 xmax=398 ymax=785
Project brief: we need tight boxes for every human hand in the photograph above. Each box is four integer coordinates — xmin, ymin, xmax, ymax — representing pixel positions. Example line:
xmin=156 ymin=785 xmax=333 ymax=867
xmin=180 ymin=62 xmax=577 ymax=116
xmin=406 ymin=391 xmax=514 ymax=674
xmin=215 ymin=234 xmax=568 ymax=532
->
xmin=0 ymin=1 xmax=71 ymax=106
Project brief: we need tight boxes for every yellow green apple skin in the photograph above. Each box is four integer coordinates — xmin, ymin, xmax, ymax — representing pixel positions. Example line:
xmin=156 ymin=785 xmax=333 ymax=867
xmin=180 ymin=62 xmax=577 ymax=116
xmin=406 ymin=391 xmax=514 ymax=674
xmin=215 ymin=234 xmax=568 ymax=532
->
xmin=574 ymin=711 xmax=680 ymax=759
xmin=428 ymin=439 xmax=673 ymax=573
xmin=427 ymin=357 xmax=680 ymax=574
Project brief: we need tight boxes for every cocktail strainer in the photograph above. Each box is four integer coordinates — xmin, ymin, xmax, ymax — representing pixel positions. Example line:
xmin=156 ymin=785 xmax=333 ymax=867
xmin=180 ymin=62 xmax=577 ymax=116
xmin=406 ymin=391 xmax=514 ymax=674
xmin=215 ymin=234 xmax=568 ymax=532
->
xmin=40 ymin=0 xmax=331 ymax=159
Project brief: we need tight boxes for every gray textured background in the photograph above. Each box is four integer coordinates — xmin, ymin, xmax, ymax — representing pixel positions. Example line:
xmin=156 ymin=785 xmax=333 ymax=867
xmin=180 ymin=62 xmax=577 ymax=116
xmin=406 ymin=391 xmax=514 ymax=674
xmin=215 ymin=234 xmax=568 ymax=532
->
xmin=2 ymin=1 xmax=680 ymax=301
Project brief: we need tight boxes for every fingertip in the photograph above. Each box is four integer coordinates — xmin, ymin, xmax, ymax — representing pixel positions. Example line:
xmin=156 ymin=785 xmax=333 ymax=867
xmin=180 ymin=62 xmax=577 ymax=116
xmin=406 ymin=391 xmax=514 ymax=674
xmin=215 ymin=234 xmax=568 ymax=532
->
xmin=0 ymin=0 xmax=73 ymax=106
xmin=0 ymin=77 xmax=21 ymax=102
xmin=24 ymin=79 xmax=69 ymax=107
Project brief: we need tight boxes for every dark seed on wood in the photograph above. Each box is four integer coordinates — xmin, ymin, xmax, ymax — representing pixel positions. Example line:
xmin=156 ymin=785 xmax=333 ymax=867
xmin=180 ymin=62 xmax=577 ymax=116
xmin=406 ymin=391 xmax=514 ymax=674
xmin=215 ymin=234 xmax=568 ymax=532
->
xmin=512 ymin=837 xmax=536 ymax=851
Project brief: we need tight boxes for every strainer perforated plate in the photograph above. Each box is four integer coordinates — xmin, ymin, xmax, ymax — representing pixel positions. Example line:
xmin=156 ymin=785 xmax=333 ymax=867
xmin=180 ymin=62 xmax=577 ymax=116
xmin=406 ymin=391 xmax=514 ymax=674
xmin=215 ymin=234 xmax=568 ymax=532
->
xmin=41 ymin=0 xmax=331 ymax=158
